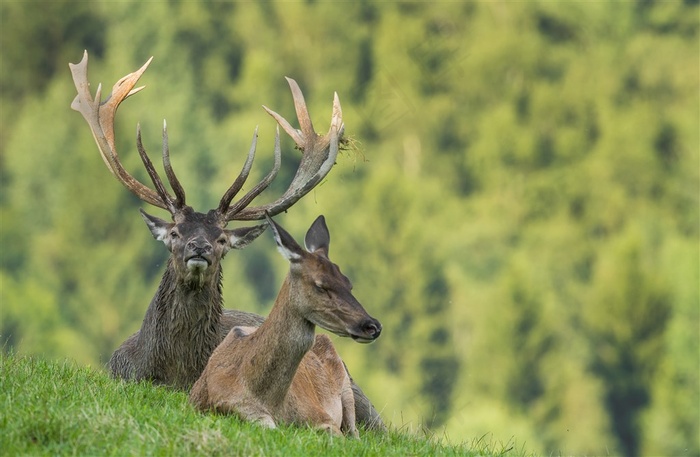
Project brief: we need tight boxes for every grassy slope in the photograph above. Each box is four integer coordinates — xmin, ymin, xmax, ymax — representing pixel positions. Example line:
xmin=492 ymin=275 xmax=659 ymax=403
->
xmin=0 ymin=353 xmax=526 ymax=456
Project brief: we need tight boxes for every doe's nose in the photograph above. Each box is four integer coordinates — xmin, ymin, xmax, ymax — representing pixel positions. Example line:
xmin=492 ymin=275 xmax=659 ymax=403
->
xmin=363 ymin=319 xmax=382 ymax=340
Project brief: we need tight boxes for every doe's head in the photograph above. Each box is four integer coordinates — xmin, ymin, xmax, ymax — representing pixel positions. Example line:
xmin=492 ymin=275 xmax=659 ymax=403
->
xmin=267 ymin=214 xmax=382 ymax=343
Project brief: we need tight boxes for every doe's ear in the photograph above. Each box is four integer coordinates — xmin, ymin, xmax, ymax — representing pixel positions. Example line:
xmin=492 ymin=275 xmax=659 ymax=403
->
xmin=226 ymin=224 xmax=267 ymax=250
xmin=140 ymin=209 xmax=172 ymax=242
xmin=265 ymin=214 xmax=304 ymax=262
xmin=304 ymin=215 xmax=330 ymax=255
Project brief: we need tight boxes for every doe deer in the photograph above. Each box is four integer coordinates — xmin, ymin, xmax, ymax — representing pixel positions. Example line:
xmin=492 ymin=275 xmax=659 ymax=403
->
xmin=190 ymin=215 xmax=381 ymax=437
xmin=69 ymin=51 xmax=384 ymax=430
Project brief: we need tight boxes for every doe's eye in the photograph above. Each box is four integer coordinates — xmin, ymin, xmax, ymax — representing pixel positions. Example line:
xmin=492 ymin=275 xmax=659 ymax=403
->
xmin=217 ymin=237 xmax=228 ymax=246
xmin=170 ymin=231 xmax=179 ymax=239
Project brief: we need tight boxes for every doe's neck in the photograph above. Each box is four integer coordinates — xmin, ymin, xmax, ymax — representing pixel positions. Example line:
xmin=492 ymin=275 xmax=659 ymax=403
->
xmin=246 ymin=274 xmax=316 ymax=406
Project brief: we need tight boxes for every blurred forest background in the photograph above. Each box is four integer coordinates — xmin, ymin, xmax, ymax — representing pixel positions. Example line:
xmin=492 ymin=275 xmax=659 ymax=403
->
xmin=1 ymin=1 xmax=698 ymax=456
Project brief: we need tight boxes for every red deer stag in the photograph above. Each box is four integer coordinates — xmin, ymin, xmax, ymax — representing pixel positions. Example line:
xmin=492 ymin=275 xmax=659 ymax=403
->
xmin=190 ymin=214 xmax=381 ymax=437
xmin=69 ymin=51 xmax=384 ymax=430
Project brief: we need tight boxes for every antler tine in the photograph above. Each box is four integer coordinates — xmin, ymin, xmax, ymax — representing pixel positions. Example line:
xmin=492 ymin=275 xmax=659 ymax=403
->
xmin=267 ymin=77 xmax=314 ymax=145
xmin=217 ymin=127 xmax=260 ymax=215
xmin=223 ymin=126 xmax=282 ymax=219
xmin=221 ymin=78 xmax=343 ymax=222
xmin=69 ymin=51 xmax=170 ymax=211
xmin=162 ymin=120 xmax=186 ymax=208
xmin=136 ymin=124 xmax=179 ymax=214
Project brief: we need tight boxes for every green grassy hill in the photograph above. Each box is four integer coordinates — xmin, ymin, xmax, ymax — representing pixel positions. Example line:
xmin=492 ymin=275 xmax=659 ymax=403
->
xmin=0 ymin=353 xmax=526 ymax=456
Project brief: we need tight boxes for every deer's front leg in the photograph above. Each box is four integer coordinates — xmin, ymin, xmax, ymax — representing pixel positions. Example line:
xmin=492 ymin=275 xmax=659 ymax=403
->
xmin=340 ymin=379 xmax=359 ymax=438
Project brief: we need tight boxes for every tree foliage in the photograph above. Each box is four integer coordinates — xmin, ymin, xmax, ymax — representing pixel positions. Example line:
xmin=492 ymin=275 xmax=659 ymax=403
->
xmin=1 ymin=2 xmax=698 ymax=456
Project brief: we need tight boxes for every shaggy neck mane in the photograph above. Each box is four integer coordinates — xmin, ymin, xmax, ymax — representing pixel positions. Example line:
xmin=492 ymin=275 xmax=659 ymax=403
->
xmin=142 ymin=257 xmax=226 ymax=388
xmin=156 ymin=258 xmax=224 ymax=315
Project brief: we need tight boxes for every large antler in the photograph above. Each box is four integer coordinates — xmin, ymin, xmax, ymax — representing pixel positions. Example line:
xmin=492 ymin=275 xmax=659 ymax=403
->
xmin=217 ymin=77 xmax=344 ymax=221
xmin=69 ymin=51 xmax=186 ymax=215
xmin=70 ymin=51 xmax=343 ymax=223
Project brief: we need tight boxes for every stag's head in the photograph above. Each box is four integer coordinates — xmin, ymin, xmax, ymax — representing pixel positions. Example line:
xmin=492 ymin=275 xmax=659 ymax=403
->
xmin=140 ymin=208 xmax=266 ymax=287
xmin=69 ymin=51 xmax=343 ymax=288
xmin=267 ymin=214 xmax=382 ymax=343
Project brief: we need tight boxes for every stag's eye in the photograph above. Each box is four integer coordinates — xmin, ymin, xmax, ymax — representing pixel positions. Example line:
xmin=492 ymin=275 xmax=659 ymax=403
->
xmin=216 ymin=237 xmax=228 ymax=246
xmin=170 ymin=230 xmax=179 ymax=239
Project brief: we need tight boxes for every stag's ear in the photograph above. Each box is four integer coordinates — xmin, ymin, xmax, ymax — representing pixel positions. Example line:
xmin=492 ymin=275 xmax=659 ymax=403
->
xmin=304 ymin=215 xmax=330 ymax=256
xmin=140 ymin=209 xmax=172 ymax=243
xmin=225 ymin=224 xmax=267 ymax=250
xmin=265 ymin=214 xmax=304 ymax=262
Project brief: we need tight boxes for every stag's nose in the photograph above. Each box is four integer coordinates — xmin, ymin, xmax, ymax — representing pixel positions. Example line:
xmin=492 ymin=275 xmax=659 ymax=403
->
xmin=187 ymin=237 xmax=212 ymax=255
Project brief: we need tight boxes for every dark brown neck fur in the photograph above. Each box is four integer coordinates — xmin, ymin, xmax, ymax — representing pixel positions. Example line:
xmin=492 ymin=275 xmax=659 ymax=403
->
xmin=138 ymin=258 xmax=225 ymax=388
